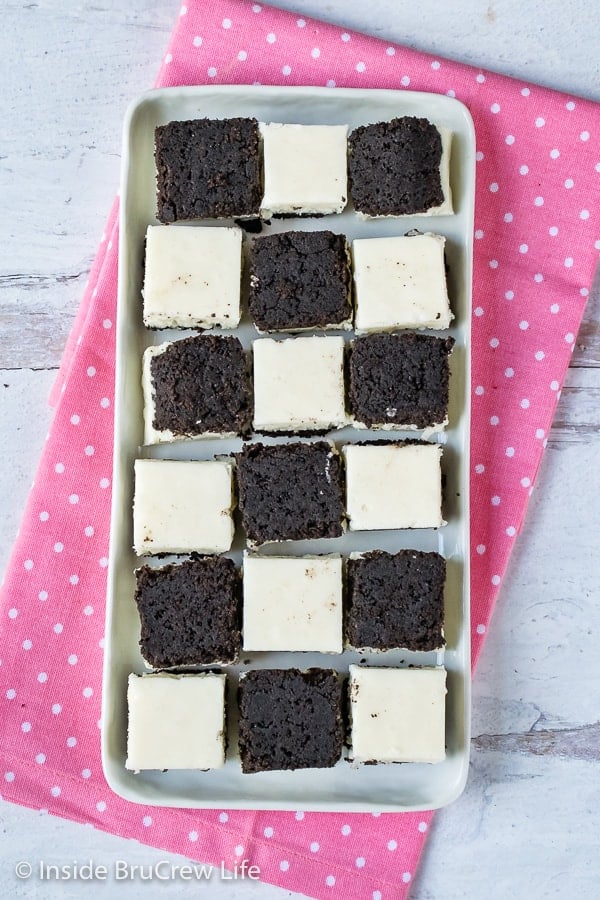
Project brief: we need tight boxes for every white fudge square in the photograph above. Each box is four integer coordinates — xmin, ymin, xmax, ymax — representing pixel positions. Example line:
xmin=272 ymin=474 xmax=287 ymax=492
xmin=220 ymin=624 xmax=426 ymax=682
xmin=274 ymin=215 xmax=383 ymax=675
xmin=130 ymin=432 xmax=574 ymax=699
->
xmin=349 ymin=666 xmax=446 ymax=764
xmin=143 ymin=224 xmax=242 ymax=329
xmin=126 ymin=673 xmax=226 ymax=771
xmin=253 ymin=336 xmax=347 ymax=432
xmin=343 ymin=442 xmax=444 ymax=530
xmin=260 ymin=123 xmax=348 ymax=218
xmin=353 ymin=233 xmax=452 ymax=333
xmin=133 ymin=459 xmax=234 ymax=555
xmin=243 ymin=553 xmax=343 ymax=653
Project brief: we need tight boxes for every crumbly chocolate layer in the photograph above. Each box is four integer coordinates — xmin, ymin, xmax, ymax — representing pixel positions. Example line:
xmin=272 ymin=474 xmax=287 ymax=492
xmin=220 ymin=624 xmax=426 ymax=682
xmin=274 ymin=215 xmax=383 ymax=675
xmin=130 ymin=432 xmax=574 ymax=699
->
xmin=249 ymin=230 xmax=352 ymax=331
xmin=348 ymin=333 xmax=455 ymax=429
xmin=348 ymin=117 xmax=444 ymax=216
xmin=238 ymin=668 xmax=344 ymax=772
xmin=346 ymin=550 xmax=446 ymax=651
xmin=236 ymin=441 xmax=345 ymax=544
xmin=134 ymin=556 xmax=241 ymax=667
xmin=155 ymin=118 xmax=262 ymax=222
xmin=151 ymin=334 xmax=252 ymax=437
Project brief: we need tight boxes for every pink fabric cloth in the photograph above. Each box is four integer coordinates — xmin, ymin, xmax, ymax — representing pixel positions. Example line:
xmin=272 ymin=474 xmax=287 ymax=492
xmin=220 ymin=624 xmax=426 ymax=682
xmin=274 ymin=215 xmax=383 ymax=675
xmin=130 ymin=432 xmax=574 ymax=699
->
xmin=1 ymin=2 xmax=598 ymax=897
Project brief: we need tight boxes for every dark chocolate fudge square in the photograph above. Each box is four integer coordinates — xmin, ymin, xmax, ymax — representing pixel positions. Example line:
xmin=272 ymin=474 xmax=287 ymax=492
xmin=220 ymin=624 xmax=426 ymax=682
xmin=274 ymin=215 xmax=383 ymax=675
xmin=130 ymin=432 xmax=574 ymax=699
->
xmin=348 ymin=117 xmax=445 ymax=216
xmin=348 ymin=333 xmax=455 ymax=429
xmin=148 ymin=334 xmax=252 ymax=439
xmin=134 ymin=556 xmax=242 ymax=667
xmin=249 ymin=230 xmax=352 ymax=331
xmin=238 ymin=668 xmax=344 ymax=772
xmin=236 ymin=441 xmax=345 ymax=544
xmin=346 ymin=550 xmax=446 ymax=651
xmin=155 ymin=117 xmax=262 ymax=222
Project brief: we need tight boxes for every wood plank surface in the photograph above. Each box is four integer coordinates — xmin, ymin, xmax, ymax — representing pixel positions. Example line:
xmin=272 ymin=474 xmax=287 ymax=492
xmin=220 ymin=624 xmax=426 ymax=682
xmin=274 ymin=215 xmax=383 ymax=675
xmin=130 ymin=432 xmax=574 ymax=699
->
xmin=1 ymin=1 xmax=599 ymax=899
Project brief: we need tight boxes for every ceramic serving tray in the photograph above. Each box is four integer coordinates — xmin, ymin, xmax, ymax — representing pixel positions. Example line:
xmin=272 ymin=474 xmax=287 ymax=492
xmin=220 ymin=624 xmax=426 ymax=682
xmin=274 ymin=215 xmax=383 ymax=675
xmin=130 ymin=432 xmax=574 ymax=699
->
xmin=102 ymin=85 xmax=475 ymax=810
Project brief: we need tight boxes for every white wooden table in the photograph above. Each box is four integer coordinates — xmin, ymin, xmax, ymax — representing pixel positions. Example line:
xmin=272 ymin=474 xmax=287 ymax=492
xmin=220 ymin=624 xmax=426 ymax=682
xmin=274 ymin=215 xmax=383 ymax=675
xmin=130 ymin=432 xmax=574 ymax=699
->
xmin=1 ymin=1 xmax=599 ymax=897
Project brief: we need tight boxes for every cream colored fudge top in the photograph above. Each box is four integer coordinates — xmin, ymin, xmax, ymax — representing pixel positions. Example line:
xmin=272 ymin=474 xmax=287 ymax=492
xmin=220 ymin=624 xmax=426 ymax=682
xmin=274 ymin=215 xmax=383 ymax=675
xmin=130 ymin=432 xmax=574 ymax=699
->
xmin=352 ymin=232 xmax=452 ymax=333
xmin=260 ymin=123 xmax=348 ymax=217
xmin=126 ymin=673 xmax=226 ymax=771
xmin=349 ymin=665 xmax=447 ymax=764
xmin=343 ymin=442 xmax=444 ymax=531
xmin=242 ymin=553 xmax=343 ymax=653
xmin=133 ymin=458 xmax=234 ymax=555
xmin=253 ymin=335 xmax=348 ymax=432
xmin=142 ymin=224 xmax=242 ymax=329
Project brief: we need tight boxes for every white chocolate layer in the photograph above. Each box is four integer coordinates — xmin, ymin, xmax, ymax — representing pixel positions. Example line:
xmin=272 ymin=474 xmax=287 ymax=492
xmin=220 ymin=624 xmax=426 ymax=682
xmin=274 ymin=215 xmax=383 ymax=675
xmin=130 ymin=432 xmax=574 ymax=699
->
xmin=351 ymin=418 xmax=448 ymax=437
xmin=260 ymin=123 xmax=348 ymax=218
xmin=126 ymin=672 xmax=226 ymax=771
xmin=343 ymin=442 xmax=444 ymax=531
xmin=253 ymin=335 xmax=347 ymax=432
xmin=143 ymin=225 xmax=242 ymax=329
xmin=133 ymin=458 xmax=234 ymax=555
xmin=349 ymin=666 xmax=446 ymax=763
xmin=353 ymin=232 xmax=452 ymax=333
xmin=242 ymin=553 xmax=343 ymax=653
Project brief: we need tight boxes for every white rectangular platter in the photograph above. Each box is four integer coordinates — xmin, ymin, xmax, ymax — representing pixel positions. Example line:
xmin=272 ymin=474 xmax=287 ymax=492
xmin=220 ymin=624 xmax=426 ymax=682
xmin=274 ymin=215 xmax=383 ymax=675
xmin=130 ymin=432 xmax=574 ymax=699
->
xmin=102 ymin=85 xmax=475 ymax=811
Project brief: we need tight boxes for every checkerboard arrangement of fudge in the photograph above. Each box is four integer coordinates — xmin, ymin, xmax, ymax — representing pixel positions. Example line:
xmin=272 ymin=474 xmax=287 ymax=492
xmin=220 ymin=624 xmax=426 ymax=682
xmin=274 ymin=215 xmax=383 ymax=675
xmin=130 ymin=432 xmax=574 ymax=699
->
xmin=126 ymin=114 xmax=460 ymax=774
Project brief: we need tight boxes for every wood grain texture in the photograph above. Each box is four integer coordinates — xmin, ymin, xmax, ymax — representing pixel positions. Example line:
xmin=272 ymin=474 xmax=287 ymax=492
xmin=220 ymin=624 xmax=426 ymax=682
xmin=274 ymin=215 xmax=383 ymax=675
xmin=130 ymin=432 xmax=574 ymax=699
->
xmin=1 ymin=2 xmax=599 ymax=899
xmin=1 ymin=0 xmax=172 ymax=368
xmin=2 ymin=269 xmax=597 ymax=371
xmin=472 ymin=721 xmax=600 ymax=761
xmin=551 ymin=368 xmax=600 ymax=440
xmin=1 ymin=0 xmax=599 ymax=370
xmin=572 ymin=271 xmax=600 ymax=368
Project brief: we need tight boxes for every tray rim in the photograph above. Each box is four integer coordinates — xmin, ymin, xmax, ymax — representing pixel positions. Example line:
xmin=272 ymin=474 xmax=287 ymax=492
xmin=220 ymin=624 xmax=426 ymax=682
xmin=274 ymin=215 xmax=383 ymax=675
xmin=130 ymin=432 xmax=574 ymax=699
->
xmin=101 ymin=82 xmax=474 ymax=812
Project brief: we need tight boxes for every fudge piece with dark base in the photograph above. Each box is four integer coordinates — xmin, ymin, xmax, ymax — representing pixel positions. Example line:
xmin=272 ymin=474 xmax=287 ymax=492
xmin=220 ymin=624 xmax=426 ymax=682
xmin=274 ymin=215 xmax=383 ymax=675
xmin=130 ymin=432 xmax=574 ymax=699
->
xmin=348 ymin=117 xmax=451 ymax=216
xmin=155 ymin=117 xmax=262 ymax=222
xmin=346 ymin=550 xmax=446 ymax=651
xmin=249 ymin=230 xmax=352 ymax=332
xmin=236 ymin=441 xmax=345 ymax=544
xmin=348 ymin=333 xmax=455 ymax=430
xmin=238 ymin=668 xmax=344 ymax=772
xmin=134 ymin=556 xmax=242 ymax=667
xmin=143 ymin=334 xmax=252 ymax=443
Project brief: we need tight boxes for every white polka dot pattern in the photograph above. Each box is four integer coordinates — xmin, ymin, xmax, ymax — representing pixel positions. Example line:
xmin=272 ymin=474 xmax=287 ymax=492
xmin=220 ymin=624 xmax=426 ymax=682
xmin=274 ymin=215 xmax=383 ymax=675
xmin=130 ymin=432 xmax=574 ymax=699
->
xmin=1 ymin=4 xmax=598 ymax=900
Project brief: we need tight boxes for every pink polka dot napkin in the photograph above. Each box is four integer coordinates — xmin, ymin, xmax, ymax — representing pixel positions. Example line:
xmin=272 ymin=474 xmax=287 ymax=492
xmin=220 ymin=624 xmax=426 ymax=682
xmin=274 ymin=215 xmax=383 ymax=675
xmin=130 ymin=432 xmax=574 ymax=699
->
xmin=1 ymin=2 xmax=598 ymax=898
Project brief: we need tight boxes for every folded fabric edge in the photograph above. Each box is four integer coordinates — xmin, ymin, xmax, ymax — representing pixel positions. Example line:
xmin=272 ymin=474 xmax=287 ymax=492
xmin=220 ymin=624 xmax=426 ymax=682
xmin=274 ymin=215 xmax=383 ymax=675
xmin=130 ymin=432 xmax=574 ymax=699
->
xmin=2 ymin=0 xmax=597 ymax=897
xmin=0 ymin=745 xmax=432 ymax=900
xmin=156 ymin=0 xmax=600 ymax=111
xmin=49 ymin=201 xmax=120 ymax=407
